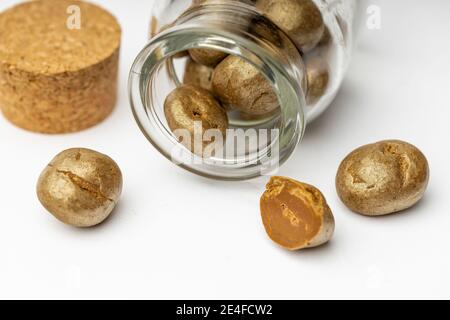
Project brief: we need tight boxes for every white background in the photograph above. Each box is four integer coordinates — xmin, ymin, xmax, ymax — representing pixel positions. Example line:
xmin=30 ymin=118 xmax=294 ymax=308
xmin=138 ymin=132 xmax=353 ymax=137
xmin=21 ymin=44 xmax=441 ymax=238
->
xmin=0 ymin=0 xmax=449 ymax=300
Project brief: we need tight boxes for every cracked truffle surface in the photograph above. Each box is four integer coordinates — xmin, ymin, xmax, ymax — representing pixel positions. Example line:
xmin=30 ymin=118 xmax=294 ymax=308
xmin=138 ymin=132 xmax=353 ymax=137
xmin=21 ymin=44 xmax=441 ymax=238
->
xmin=336 ymin=140 xmax=430 ymax=216
xmin=37 ymin=148 xmax=123 ymax=227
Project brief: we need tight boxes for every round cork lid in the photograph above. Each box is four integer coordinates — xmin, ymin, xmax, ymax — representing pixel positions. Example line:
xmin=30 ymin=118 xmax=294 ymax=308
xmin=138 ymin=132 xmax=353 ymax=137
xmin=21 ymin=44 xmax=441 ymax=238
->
xmin=0 ymin=0 xmax=121 ymax=75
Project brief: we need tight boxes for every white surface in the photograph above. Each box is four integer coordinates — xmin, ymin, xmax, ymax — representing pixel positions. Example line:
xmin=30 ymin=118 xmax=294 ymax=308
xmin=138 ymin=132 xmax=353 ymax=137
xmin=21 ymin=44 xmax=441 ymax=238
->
xmin=0 ymin=0 xmax=449 ymax=300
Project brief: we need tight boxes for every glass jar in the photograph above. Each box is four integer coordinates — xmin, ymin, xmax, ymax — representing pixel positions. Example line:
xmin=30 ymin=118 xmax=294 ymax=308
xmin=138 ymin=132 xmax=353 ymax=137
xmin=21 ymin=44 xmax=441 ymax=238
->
xmin=129 ymin=0 xmax=361 ymax=180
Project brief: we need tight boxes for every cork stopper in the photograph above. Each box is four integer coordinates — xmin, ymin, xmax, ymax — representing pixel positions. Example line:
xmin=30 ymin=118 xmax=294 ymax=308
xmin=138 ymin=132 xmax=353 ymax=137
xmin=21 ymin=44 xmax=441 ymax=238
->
xmin=0 ymin=0 xmax=121 ymax=133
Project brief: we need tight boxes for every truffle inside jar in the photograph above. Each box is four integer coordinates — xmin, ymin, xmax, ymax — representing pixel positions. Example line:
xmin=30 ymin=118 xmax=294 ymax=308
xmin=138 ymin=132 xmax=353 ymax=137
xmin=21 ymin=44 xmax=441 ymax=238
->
xmin=164 ymin=84 xmax=229 ymax=156
xmin=211 ymin=55 xmax=279 ymax=116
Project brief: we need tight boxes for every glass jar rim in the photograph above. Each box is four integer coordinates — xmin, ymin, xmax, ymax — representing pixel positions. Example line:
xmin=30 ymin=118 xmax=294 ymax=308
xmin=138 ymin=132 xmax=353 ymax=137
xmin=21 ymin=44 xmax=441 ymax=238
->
xmin=129 ymin=9 xmax=306 ymax=180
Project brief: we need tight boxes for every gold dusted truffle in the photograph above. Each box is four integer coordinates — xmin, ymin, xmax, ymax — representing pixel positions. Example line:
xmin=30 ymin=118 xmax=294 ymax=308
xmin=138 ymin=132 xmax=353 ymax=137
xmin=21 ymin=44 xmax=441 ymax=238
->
xmin=188 ymin=48 xmax=228 ymax=67
xmin=37 ymin=148 xmax=123 ymax=228
xmin=336 ymin=140 xmax=430 ymax=216
xmin=192 ymin=0 xmax=243 ymax=6
xmin=212 ymin=55 xmax=279 ymax=115
xmin=183 ymin=59 xmax=214 ymax=91
xmin=260 ymin=177 xmax=335 ymax=251
xmin=192 ymin=0 xmax=210 ymax=5
xmin=256 ymin=0 xmax=324 ymax=53
xmin=0 ymin=0 xmax=121 ymax=133
xmin=238 ymin=108 xmax=280 ymax=121
xmin=164 ymin=85 xmax=228 ymax=155
xmin=306 ymin=57 xmax=329 ymax=105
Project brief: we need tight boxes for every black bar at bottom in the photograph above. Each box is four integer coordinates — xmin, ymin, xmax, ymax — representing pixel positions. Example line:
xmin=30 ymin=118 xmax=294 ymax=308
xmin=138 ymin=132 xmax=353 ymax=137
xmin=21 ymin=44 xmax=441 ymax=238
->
xmin=0 ymin=300 xmax=445 ymax=318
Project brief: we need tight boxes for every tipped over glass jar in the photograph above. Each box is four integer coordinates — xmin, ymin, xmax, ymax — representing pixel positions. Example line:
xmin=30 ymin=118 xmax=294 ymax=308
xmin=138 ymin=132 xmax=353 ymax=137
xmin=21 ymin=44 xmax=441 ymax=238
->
xmin=129 ymin=0 xmax=361 ymax=180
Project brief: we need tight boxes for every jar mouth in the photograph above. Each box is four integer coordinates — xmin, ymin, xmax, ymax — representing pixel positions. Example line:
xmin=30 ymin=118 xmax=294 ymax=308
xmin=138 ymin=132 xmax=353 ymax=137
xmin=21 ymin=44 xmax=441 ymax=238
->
xmin=129 ymin=21 xmax=306 ymax=180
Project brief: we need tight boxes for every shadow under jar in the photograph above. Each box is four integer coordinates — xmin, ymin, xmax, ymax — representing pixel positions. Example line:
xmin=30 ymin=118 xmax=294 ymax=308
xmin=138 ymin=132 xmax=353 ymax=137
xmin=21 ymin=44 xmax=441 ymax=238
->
xmin=129 ymin=0 xmax=360 ymax=180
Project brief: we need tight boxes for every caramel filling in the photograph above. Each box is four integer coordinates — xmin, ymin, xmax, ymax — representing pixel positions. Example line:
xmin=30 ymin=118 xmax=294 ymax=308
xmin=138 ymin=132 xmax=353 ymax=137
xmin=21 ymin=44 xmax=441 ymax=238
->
xmin=261 ymin=177 xmax=322 ymax=249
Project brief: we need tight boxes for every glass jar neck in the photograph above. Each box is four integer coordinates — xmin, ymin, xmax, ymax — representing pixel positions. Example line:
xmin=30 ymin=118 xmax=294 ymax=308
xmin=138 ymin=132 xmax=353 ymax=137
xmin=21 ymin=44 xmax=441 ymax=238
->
xmin=129 ymin=2 xmax=307 ymax=180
